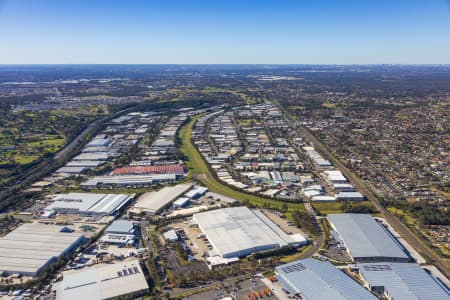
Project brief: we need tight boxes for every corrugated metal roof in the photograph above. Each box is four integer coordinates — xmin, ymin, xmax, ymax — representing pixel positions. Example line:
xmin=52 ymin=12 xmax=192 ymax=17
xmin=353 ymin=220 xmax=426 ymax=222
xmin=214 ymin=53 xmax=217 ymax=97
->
xmin=193 ymin=207 xmax=307 ymax=258
xmin=359 ymin=263 xmax=450 ymax=300
xmin=47 ymin=193 xmax=132 ymax=215
xmin=54 ymin=259 xmax=148 ymax=300
xmin=276 ymin=258 xmax=377 ymax=300
xmin=133 ymin=183 xmax=192 ymax=213
xmin=328 ymin=214 xmax=409 ymax=261
xmin=105 ymin=219 xmax=134 ymax=234
xmin=0 ymin=223 xmax=83 ymax=275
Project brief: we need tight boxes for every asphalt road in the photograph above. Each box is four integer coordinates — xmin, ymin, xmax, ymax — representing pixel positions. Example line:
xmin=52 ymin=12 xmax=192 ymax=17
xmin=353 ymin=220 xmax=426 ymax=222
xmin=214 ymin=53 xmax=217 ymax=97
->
xmin=300 ymin=127 xmax=450 ymax=279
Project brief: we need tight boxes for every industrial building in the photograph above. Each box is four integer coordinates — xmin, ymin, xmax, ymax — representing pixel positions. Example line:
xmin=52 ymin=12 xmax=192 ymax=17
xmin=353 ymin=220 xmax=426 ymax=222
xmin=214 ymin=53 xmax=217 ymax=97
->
xmin=112 ymin=164 xmax=185 ymax=175
xmin=193 ymin=207 xmax=308 ymax=258
xmin=0 ymin=223 xmax=84 ymax=276
xmin=173 ymin=197 xmax=190 ymax=208
xmin=328 ymin=214 xmax=410 ymax=262
xmin=335 ymin=191 xmax=365 ymax=201
xmin=163 ymin=229 xmax=179 ymax=242
xmin=73 ymin=152 xmax=111 ymax=161
xmin=66 ymin=160 xmax=106 ymax=168
xmin=45 ymin=193 xmax=133 ymax=216
xmin=130 ymin=183 xmax=192 ymax=215
xmin=81 ymin=174 xmax=177 ymax=189
xmin=53 ymin=259 xmax=149 ymax=300
xmin=359 ymin=262 xmax=450 ymax=300
xmin=324 ymin=170 xmax=348 ymax=183
xmin=275 ymin=258 xmax=377 ymax=300
xmin=185 ymin=186 xmax=208 ymax=199
xmin=100 ymin=219 xmax=136 ymax=245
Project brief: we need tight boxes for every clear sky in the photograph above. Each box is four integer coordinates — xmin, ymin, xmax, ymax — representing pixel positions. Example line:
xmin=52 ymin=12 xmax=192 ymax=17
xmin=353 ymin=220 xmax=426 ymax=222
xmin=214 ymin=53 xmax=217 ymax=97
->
xmin=1 ymin=0 xmax=450 ymax=64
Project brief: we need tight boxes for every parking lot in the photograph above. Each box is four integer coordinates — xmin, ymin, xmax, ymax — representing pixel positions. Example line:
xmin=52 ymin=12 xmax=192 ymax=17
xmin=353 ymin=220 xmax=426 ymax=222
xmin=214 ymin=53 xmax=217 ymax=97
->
xmin=261 ymin=209 xmax=307 ymax=237
xmin=162 ymin=219 xmax=211 ymax=261
xmin=321 ymin=238 xmax=351 ymax=262
xmin=185 ymin=277 xmax=279 ymax=300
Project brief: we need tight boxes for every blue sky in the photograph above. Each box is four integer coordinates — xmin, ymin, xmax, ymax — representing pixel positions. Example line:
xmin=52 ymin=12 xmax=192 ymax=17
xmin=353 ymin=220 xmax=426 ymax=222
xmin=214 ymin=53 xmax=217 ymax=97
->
xmin=1 ymin=0 xmax=450 ymax=64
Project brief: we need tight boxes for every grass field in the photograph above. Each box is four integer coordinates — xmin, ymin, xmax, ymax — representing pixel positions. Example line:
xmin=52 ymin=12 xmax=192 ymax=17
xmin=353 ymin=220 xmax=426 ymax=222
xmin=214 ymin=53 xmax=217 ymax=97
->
xmin=312 ymin=200 xmax=375 ymax=215
xmin=178 ymin=114 xmax=305 ymax=212
xmin=311 ymin=202 xmax=345 ymax=215
xmin=387 ymin=207 xmax=416 ymax=226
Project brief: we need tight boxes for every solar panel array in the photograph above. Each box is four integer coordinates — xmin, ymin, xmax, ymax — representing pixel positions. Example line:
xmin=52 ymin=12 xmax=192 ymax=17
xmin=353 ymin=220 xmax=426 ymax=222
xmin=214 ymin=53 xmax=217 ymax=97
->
xmin=281 ymin=262 xmax=306 ymax=274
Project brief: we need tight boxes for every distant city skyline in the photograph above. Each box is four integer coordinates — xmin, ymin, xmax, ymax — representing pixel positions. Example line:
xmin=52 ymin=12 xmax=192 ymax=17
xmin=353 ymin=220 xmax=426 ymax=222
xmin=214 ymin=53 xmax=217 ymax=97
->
xmin=1 ymin=0 xmax=450 ymax=64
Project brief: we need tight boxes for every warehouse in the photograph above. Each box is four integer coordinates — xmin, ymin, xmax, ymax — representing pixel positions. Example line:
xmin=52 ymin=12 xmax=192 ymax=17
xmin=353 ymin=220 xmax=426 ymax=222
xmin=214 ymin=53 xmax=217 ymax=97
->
xmin=66 ymin=160 xmax=106 ymax=168
xmin=130 ymin=183 xmax=192 ymax=215
xmin=185 ymin=186 xmax=208 ymax=199
xmin=56 ymin=166 xmax=87 ymax=174
xmin=53 ymin=259 xmax=149 ymax=300
xmin=173 ymin=197 xmax=190 ymax=208
xmin=328 ymin=214 xmax=410 ymax=262
xmin=335 ymin=191 xmax=365 ymax=201
xmin=193 ymin=207 xmax=308 ymax=258
xmin=311 ymin=195 xmax=336 ymax=202
xmin=81 ymin=174 xmax=177 ymax=189
xmin=0 ymin=223 xmax=84 ymax=276
xmin=73 ymin=152 xmax=111 ymax=161
xmin=333 ymin=183 xmax=356 ymax=192
xmin=359 ymin=262 xmax=450 ymax=300
xmin=45 ymin=193 xmax=133 ymax=216
xmin=86 ymin=138 xmax=112 ymax=147
xmin=112 ymin=164 xmax=185 ymax=176
xmin=100 ymin=219 xmax=136 ymax=245
xmin=275 ymin=258 xmax=377 ymax=300
xmin=324 ymin=170 xmax=348 ymax=183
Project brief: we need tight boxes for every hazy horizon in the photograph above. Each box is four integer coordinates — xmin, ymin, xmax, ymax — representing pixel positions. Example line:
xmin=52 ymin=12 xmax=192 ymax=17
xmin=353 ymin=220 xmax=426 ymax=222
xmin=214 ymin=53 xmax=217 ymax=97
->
xmin=1 ymin=0 xmax=450 ymax=64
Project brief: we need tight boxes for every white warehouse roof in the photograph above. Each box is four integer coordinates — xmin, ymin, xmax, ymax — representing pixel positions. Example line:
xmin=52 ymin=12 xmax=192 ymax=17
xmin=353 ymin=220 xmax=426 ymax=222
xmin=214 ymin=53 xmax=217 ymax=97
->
xmin=276 ymin=258 xmax=377 ymax=300
xmin=324 ymin=170 xmax=347 ymax=183
xmin=53 ymin=259 xmax=149 ymax=300
xmin=328 ymin=214 xmax=410 ymax=262
xmin=46 ymin=193 xmax=133 ymax=215
xmin=0 ymin=223 xmax=84 ymax=276
xmin=193 ymin=207 xmax=308 ymax=258
xmin=359 ymin=263 xmax=450 ymax=300
xmin=131 ymin=183 xmax=192 ymax=214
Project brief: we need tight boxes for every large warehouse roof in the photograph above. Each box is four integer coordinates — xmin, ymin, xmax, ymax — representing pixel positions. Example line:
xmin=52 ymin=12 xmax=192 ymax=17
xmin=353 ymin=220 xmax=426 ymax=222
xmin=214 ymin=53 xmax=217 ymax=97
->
xmin=328 ymin=214 xmax=409 ymax=262
xmin=359 ymin=263 xmax=450 ymax=300
xmin=73 ymin=152 xmax=111 ymax=161
xmin=131 ymin=183 xmax=192 ymax=214
xmin=193 ymin=207 xmax=307 ymax=258
xmin=0 ymin=223 xmax=83 ymax=276
xmin=112 ymin=164 xmax=185 ymax=175
xmin=275 ymin=258 xmax=377 ymax=300
xmin=46 ymin=193 xmax=133 ymax=215
xmin=81 ymin=174 xmax=177 ymax=187
xmin=53 ymin=259 xmax=149 ymax=300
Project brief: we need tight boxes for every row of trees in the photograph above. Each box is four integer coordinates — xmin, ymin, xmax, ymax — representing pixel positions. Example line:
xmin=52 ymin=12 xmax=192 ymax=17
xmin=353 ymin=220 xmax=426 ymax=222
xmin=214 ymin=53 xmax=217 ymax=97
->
xmin=292 ymin=210 xmax=316 ymax=234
